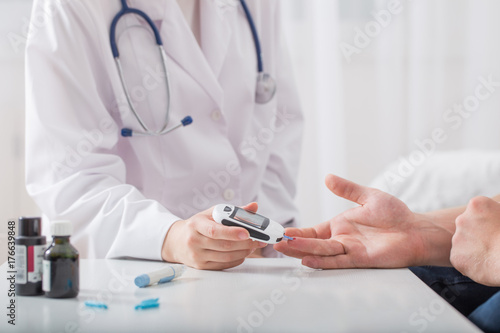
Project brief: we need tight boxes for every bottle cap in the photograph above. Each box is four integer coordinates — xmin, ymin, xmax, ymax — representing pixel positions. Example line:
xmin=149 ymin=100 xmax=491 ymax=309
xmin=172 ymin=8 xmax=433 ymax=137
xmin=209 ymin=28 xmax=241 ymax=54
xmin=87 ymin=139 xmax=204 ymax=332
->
xmin=50 ymin=220 xmax=73 ymax=236
xmin=18 ymin=217 xmax=42 ymax=237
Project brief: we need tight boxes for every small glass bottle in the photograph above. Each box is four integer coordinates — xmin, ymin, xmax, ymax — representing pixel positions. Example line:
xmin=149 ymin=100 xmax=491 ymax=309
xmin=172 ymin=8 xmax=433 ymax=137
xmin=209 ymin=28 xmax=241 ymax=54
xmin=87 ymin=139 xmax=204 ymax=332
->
xmin=43 ymin=220 xmax=79 ymax=298
xmin=15 ymin=217 xmax=46 ymax=296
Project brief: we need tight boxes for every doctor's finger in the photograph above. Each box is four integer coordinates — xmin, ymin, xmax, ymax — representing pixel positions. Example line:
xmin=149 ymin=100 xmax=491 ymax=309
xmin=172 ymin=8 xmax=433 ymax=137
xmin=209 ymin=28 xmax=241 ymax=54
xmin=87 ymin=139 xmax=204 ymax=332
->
xmin=194 ymin=218 xmax=250 ymax=241
xmin=325 ymin=174 xmax=373 ymax=206
xmin=204 ymin=238 xmax=267 ymax=252
xmin=203 ymin=259 xmax=246 ymax=271
xmin=241 ymin=202 xmax=259 ymax=213
xmin=287 ymin=237 xmax=345 ymax=257
xmin=202 ymin=249 xmax=254 ymax=263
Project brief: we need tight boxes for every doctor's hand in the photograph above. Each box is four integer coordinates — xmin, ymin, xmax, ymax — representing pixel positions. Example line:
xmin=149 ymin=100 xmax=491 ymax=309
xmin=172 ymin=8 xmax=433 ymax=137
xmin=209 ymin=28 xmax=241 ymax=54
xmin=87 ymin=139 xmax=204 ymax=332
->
xmin=274 ymin=174 xmax=453 ymax=269
xmin=450 ymin=196 xmax=500 ymax=287
xmin=161 ymin=203 xmax=267 ymax=270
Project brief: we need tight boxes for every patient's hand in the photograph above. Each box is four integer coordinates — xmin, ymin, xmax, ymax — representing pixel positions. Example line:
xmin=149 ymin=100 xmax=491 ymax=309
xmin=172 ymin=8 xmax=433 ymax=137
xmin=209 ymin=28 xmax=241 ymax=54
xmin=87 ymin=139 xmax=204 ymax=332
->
xmin=451 ymin=196 xmax=500 ymax=286
xmin=274 ymin=174 xmax=453 ymax=269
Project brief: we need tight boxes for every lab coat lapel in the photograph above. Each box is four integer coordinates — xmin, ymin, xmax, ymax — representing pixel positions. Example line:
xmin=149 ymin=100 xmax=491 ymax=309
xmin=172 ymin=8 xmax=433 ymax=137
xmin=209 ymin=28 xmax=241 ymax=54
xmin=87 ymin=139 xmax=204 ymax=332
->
xmin=200 ymin=0 xmax=233 ymax=79
xmin=159 ymin=0 xmax=224 ymax=106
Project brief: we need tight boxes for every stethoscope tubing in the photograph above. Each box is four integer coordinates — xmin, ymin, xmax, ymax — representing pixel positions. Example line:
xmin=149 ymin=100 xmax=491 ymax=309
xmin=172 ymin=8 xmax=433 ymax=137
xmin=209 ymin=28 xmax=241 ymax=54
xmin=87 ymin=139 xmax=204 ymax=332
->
xmin=114 ymin=46 xmax=172 ymax=134
xmin=110 ymin=0 xmax=172 ymax=134
xmin=111 ymin=0 xmax=270 ymax=137
xmin=239 ymin=0 xmax=263 ymax=73
xmin=110 ymin=0 xmax=164 ymax=58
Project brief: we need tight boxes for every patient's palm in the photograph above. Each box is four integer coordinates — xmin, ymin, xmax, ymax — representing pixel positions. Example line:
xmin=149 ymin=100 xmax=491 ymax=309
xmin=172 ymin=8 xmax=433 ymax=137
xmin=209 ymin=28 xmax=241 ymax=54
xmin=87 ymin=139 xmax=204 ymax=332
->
xmin=328 ymin=189 xmax=423 ymax=268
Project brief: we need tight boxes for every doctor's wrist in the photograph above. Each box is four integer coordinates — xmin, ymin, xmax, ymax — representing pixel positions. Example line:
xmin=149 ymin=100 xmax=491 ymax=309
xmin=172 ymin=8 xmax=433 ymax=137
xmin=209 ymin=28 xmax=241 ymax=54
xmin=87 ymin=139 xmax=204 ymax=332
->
xmin=161 ymin=219 xmax=185 ymax=263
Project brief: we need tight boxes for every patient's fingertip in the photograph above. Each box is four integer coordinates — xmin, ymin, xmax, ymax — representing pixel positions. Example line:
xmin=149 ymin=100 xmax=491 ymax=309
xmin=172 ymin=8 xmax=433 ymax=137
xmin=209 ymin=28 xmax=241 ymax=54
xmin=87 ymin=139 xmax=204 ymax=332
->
xmin=273 ymin=242 xmax=288 ymax=253
xmin=287 ymin=237 xmax=304 ymax=247
xmin=283 ymin=228 xmax=301 ymax=237
xmin=303 ymin=257 xmax=318 ymax=269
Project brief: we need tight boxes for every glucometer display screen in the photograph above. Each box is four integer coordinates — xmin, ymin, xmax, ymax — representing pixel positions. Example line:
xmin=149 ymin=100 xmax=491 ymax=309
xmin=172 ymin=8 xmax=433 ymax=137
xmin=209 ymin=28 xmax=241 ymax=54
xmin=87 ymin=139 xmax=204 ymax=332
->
xmin=233 ymin=208 xmax=268 ymax=230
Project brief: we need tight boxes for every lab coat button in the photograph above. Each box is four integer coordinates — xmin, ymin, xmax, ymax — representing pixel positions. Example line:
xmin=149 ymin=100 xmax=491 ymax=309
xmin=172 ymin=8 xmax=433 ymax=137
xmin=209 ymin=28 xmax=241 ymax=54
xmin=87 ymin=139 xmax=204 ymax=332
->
xmin=211 ymin=109 xmax=222 ymax=121
xmin=223 ymin=189 xmax=235 ymax=201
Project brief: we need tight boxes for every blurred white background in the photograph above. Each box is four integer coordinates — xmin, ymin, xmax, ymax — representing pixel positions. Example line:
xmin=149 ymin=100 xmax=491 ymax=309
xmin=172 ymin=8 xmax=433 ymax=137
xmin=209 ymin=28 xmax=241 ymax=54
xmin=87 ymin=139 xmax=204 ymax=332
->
xmin=2 ymin=0 xmax=500 ymax=263
xmin=284 ymin=0 xmax=500 ymax=225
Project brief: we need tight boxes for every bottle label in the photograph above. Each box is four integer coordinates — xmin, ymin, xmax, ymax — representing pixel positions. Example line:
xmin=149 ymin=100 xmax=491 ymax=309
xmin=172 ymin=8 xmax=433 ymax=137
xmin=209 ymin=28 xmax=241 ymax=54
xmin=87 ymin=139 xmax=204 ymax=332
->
xmin=42 ymin=260 xmax=51 ymax=292
xmin=15 ymin=245 xmax=26 ymax=284
xmin=28 ymin=244 xmax=46 ymax=283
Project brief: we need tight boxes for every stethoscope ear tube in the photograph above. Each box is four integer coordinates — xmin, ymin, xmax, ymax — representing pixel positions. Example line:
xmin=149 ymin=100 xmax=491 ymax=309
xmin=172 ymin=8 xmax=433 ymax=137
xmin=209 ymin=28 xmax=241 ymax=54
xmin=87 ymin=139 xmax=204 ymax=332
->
xmin=121 ymin=116 xmax=193 ymax=137
xmin=114 ymin=44 xmax=173 ymax=134
xmin=115 ymin=57 xmax=151 ymax=133
xmin=114 ymin=0 xmax=276 ymax=139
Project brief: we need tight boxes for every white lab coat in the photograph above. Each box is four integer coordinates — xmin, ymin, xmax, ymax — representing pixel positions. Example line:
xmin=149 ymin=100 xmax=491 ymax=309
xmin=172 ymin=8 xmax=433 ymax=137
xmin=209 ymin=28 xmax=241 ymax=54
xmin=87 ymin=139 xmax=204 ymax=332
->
xmin=25 ymin=0 xmax=303 ymax=260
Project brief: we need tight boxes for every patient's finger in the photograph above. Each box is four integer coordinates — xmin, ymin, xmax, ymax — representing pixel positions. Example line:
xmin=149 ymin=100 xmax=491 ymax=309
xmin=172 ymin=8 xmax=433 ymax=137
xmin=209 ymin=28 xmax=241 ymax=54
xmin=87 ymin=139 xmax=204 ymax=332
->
xmin=325 ymin=174 xmax=373 ymax=206
xmin=273 ymin=242 xmax=311 ymax=259
xmin=287 ymin=237 xmax=345 ymax=256
xmin=283 ymin=227 xmax=317 ymax=238
xmin=302 ymin=255 xmax=357 ymax=269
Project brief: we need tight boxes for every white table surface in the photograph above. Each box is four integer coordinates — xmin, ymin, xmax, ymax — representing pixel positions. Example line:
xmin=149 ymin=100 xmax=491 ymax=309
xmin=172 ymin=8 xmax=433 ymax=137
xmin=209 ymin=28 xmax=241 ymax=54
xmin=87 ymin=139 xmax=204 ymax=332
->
xmin=1 ymin=258 xmax=481 ymax=333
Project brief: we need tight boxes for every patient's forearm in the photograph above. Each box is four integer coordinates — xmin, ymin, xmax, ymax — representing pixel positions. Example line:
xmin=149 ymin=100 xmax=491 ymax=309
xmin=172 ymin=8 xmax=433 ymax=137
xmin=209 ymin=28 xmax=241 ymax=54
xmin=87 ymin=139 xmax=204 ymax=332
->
xmin=423 ymin=193 xmax=500 ymax=233
xmin=416 ymin=206 xmax=466 ymax=266
xmin=423 ymin=206 xmax=466 ymax=234
xmin=413 ymin=210 xmax=457 ymax=266
xmin=415 ymin=193 xmax=500 ymax=266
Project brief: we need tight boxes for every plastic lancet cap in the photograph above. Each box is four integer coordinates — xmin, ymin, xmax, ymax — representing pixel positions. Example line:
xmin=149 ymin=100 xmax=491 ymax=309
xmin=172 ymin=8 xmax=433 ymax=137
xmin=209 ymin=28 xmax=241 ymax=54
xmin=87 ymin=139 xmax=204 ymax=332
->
xmin=50 ymin=220 xmax=73 ymax=236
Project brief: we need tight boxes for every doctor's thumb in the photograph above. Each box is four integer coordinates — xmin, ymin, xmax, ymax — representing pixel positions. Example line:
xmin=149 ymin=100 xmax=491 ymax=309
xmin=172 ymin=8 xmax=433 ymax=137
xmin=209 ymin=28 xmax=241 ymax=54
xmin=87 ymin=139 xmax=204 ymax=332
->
xmin=242 ymin=202 xmax=259 ymax=213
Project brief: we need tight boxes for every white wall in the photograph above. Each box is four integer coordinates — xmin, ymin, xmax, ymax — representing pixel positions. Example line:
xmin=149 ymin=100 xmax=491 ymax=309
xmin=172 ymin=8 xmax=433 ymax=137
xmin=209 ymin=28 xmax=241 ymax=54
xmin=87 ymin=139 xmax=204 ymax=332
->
xmin=0 ymin=0 xmax=40 ymax=265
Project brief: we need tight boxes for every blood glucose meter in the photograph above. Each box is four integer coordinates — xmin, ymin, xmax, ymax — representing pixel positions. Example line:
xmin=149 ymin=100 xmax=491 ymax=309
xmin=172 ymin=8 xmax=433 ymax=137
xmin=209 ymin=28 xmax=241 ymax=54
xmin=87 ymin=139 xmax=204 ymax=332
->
xmin=212 ymin=204 xmax=291 ymax=244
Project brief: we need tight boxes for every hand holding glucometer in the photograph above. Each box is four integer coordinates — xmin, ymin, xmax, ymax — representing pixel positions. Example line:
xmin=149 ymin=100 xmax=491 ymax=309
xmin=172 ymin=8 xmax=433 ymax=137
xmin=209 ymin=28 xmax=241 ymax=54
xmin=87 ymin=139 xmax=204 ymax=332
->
xmin=212 ymin=204 xmax=293 ymax=244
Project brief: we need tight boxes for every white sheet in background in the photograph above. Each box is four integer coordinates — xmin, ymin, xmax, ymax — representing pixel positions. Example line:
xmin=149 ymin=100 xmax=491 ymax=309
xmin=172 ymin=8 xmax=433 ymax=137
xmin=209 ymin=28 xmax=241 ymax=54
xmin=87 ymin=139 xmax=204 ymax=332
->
xmin=370 ymin=150 xmax=500 ymax=212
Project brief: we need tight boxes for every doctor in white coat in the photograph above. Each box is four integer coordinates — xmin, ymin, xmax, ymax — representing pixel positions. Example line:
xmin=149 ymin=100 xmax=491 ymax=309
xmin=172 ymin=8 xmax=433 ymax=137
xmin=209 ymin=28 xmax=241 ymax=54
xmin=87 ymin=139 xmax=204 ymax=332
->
xmin=25 ymin=0 xmax=303 ymax=270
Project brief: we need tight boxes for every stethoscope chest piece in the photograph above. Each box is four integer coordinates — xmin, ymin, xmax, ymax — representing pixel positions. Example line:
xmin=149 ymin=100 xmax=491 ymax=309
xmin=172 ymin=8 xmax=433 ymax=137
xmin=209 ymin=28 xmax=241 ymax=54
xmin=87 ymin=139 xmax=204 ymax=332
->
xmin=255 ymin=72 xmax=277 ymax=104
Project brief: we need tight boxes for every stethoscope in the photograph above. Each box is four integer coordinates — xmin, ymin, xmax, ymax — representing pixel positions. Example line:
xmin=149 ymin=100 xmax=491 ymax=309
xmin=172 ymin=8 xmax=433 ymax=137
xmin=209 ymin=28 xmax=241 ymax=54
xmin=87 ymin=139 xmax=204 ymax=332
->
xmin=110 ymin=0 xmax=277 ymax=138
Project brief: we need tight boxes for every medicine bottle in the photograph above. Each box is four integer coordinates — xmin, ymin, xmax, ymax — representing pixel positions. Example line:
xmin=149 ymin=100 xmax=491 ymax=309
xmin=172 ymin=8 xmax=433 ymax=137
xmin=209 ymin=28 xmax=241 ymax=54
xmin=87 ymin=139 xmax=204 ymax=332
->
xmin=43 ymin=220 xmax=79 ymax=298
xmin=15 ymin=217 xmax=46 ymax=296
